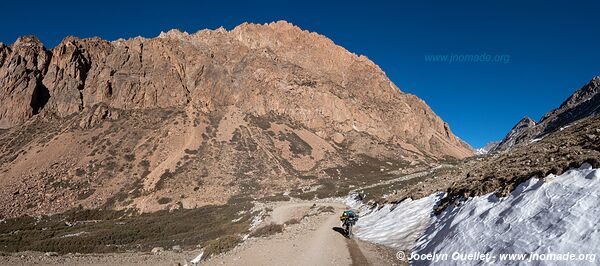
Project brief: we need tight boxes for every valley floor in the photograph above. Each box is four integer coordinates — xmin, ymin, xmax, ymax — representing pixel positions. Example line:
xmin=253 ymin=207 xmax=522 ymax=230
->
xmin=4 ymin=160 xmax=598 ymax=265
xmin=0 ymin=200 xmax=400 ymax=266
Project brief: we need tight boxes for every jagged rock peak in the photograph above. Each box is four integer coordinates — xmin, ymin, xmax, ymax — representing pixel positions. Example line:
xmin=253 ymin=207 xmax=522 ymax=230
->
xmin=158 ymin=29 xmax=190 ymax=39
xmin=13 ymin=35 xmax=45 ymax=47
xmin=516 ymin=116 xmax=536 ymax=128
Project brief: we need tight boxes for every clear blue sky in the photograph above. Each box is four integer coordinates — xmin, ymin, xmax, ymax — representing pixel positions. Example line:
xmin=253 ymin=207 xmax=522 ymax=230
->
xmin=2 ymin=0 xmax=599 ymax=147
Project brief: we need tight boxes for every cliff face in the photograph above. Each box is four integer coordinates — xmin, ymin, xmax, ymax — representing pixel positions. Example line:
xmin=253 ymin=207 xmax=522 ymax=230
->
xmin=0 ymin=21 xmax=471 ymax=159
xmin=0 ymin=36 xmax=51 ymax=128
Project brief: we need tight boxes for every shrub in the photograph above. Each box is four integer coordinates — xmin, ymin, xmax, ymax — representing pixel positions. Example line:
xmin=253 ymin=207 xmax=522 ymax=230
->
xmin=74 ymin=168 xmax=86 ymax=177
xmin=284 ymin=218 xmax=300 ymax=226
xmin=139 ymin=159 xmax=150 ymax=167
xmin=155 ymin=170 xmax=173 ymax=190
xmin=157 ymin=197 xmax=172 ymax=205
xmin=317 ymin=206 xmax=336 ymax=214
xmin=124 ymin=154 xmax=135 ymax=162
xmin=203 ymin=235 xmax=242 ymax=258
xmin=249 ymin=223 xmax=284 ymax=238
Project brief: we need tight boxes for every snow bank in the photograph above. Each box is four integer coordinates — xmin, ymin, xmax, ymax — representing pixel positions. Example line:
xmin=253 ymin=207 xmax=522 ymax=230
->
xmin=351 ymin=164 xmax=600 ymax=265
xmin=414 ymin=163 xmax=600 ymax=265
xmin=353 ymin=193 xmax=443 ymax=249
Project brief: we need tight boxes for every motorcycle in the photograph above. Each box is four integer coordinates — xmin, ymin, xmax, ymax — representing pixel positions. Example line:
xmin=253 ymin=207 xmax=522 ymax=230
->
xmin=342 ymin=218 xmax=357 ymax=237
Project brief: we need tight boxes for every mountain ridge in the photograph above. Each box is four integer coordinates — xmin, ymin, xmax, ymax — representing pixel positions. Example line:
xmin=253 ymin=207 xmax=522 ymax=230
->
xmin=0 ymin=21 xmax=471 ymax=217
xmin=493 ymin=76 xmax=600 ymax=152
xmin=0 ymin=21 xmax=471 ymax=159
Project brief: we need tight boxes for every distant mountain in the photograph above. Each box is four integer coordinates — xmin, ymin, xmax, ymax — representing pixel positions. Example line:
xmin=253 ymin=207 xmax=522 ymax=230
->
xmin=474 ymin=141 xmax=500 ymax=155
xmin=493 ymin=76 xmax=600 ymax=152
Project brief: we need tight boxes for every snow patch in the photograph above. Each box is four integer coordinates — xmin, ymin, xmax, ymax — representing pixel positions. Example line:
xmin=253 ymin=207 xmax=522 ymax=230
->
xmin=353 ymin=193 xmax=443 ymax=250
xmin=530 ymin=136 xmax=544 ymax=143
xmin=190 ymin=250 xmax=204 ymax=265
xmin=249 ymin=211 xmax=264 ymax=230
xmin=59 ymin=231 xmax=88 ymax=238
xmin=342 ymin=193 xmax=364 ymax=210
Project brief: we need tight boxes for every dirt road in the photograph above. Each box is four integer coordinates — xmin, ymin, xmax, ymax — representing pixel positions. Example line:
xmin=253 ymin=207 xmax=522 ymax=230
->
xmin=203 ymin=201 xmax=399 ymax=266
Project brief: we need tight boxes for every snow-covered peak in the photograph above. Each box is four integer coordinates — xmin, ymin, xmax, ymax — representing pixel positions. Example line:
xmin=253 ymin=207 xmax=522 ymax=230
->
xmin=474 ymin=141 xmax=500 ymax=155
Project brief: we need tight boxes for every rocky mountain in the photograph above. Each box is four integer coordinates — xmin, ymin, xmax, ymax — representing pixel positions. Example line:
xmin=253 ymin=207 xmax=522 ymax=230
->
xmin=493 ymin=116 xmax=536 ymax=152
xmin=0 ymin=21 xmax=472 ymax=218
xmin=493 ymin=76 xmax=600 ymax=152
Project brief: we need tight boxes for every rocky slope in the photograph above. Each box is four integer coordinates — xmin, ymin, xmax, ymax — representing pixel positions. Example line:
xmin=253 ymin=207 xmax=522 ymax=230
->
xmin=494 ymin=76 xmax=600 ymax=151
xmin=0 ymin=21 xmax=472 ymax=218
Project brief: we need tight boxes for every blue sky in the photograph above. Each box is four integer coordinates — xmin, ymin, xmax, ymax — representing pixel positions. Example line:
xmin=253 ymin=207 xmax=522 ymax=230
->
xmin=2 ymin=0 xmax=598 ymax=147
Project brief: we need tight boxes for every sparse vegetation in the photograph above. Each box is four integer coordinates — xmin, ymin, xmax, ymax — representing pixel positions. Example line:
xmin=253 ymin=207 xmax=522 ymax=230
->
xmin=74 ymin=168 xmax=86 ymax=177
xmin=278 ymin=132 xmax=312 ymax=156
xmin=184 ymin=149 xmax=198 ymax=154
xmin=0 ymin=201 xmax=252 ymax=254
xmin=245 ymin=114 xmax=271 ymax=130
xmin=284 ymin=218 xmax=300 ymax=225
xmin=157 ymin=197 xmax=172 ymax=204
xmin=317 ymin=205 xmax=335 ymax=213
xmin=289 ymin=179 xmax=342 ymax=200
xmin=249 ymin=223 xmax=284 ymax=238
xmin=155 ymin=170 xmax=173 ymax=190
xmin=202 ymin=235 xmax=242 ymax=258
xmin=77 ymin=189 xmax=95 ymax=200
xmin=139 ymin=159 xmax=150 ymax=167
xmin=260 ymin=193 xmax=290 ymax=202
xmin=124 ymin=154 xmax=135 ymax=162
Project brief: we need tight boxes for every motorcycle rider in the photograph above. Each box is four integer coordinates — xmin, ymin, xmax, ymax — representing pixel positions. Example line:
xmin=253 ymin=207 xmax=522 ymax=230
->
xmin=340 ymin=210 xmax=359 ymax=237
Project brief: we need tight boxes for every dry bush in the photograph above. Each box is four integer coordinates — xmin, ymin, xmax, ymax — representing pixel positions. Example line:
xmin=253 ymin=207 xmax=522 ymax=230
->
xmin=249 ymin=223 xmax=284 ymax=238
xmin=157 ymin=197 xmax=172 ymax=204
xmin=284 ymin=218 xmax=300 ymax=226
xmin=203 ymin=235 xmax=242 ymax=258
xmin=317 ymin=206 xmax=335 ymax=214
xmin=0 ymin=201 xmax=252 ymax=254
